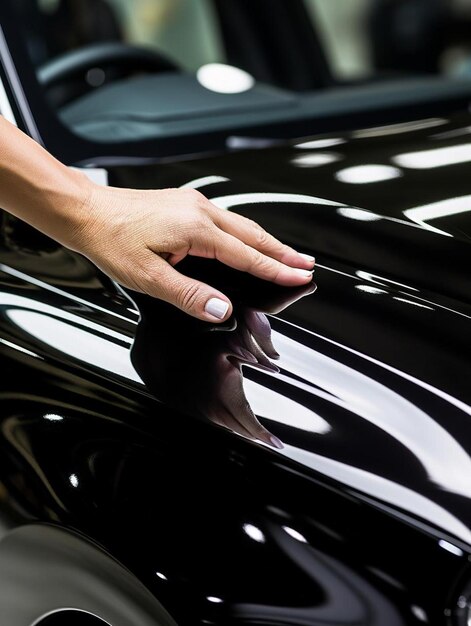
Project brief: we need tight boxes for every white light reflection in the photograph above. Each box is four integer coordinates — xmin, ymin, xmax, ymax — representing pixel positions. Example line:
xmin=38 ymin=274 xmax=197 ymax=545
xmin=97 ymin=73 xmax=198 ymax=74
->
xmin=281 ymin=444 xmax=471 ymax=544
xmin=271 ymin=331 xmax=471 ymax=500
xmin=197 ymin=63 xmax=255 ymax=94
xmin=243 ymin=523 xmax=266 ymax=543
xmin=211 ymin=192 xmax=343 ymax=210
xmin=403 ymin=195 xmax=471 ymax=236
xmin=355 ymin=285 xmax=388 ymax=295
xmin=44 ymin=414 xmax=63 ymax=422
xmin=207 ymin=596 xmax=224 ymax=604
xmin=356 ymin=271 xmax=419 ymax=292
xmin=336 ymin=165 xmax=402 ymax=184
xmin=438 ymin=540 xmax=464 ymax=557
xmin=279 ymin=317 xmax=471 ymax=421
xmin=0 ymin=295 xmax=133 ymax=344
xmin=431 ymin=126 xmax=471 ymax=140
xmin=411 ymin=605 xmax=428 ymax=622
xmin=393 ymin=297 xmax=434 ymax=311
xmin=69 ymin=474 xmax=79 ymax=488
xmin=182 ymin=176 xmax=229 ymax=190
xmin=243 ymin=379 xmax=331 ymax=434
xmin=282 ymin=526 xmax=308 ymax=543
xmin=5 ymin=303 xmax=141 ymax=383
xmin=291 ymin=152 xmax=342 ymax=168
xmin=291 ymin=153 xmax=341 ymax=168
xmin=337 ymin=207 xmax=381 ymax=221
xmin=0 ymin=264 xmax=135 ymax=325
xmin=394 ymin=144 xmax=471 ymax=169
xmin=337 ymin=206 xmax=439 ymax=233
xmin=155 ymin=571 xmax=167 ymax=581
xmin=0 ymin=337 xmax=42 ymax=359
xmin=295 ymin=138 xmax=346 ymax=149
xmin=352 ymin=118 xmax=446 ymax=139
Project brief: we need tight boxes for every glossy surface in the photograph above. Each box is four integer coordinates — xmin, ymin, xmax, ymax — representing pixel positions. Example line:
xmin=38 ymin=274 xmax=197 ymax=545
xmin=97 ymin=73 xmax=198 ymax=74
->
xmin=0 ymin=113 xmax=470 ymax=625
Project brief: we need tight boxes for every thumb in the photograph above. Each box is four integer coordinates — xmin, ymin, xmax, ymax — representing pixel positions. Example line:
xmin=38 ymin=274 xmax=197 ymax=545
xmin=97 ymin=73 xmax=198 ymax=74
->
xmin=144 ymin=256 xmax=233 ymax=322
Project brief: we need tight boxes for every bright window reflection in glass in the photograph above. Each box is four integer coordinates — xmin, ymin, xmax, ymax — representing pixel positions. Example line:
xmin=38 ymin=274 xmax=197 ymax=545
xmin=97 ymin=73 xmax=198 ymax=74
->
xmin=336 ymin=165 xmax=402 ymax=184
xmin=197 ymin=63 xmax=255 ymax=93
xmin=243 ymin=523 xmax=266 ymax=543
xmin=393 ymin=144 xmax=471 ymax=169
xmin=207 ymin=596 xmax=224 ymax=604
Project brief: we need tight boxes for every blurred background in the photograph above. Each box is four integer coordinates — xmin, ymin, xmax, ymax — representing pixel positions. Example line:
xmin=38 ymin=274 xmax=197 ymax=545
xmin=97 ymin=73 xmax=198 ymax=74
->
xmin=18 ymin=0 xmax=471 ymax=83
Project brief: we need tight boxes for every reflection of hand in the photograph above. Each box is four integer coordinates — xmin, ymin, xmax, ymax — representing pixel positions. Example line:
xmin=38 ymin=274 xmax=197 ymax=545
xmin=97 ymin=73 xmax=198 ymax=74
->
xmin=131 ymin=280 xmax=315 ymax=449
xmin=206 ymin=309 xmax=282 ymax=448
xmin=209 ymin=283 xmax=316 ymax=447
xmin=69 ymin=184 xmax=315 ymax=323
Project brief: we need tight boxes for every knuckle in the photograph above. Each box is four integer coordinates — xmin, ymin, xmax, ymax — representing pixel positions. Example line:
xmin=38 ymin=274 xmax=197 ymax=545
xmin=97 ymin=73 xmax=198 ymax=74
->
xmin=250 ymin=249 xmax=278 ymax=276
xmin=193 ymin=216 xmax=213 ymax=237
xmin=177 ymin=281 xmax=201 ymax=312
xmin=186 ymin=188 xmax=205 ymax=205
xmin=254 ymin=226 xmax=270 ymax=248
xmin=140 ymin=265 xmax=164 ymax=294
xmin=247 ymin=217 xmax=262 ymax=230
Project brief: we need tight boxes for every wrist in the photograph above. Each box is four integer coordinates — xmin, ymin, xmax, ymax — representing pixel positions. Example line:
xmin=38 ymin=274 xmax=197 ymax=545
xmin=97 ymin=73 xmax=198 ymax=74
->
xmin=47 ymin=167 xmax=98 ymax=252
xmin=4 ymin=158 xmax=98 ymax=251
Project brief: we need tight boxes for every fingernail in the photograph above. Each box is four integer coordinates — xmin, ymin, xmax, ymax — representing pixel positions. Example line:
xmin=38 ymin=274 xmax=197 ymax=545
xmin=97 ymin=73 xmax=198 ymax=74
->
xmin=299 ymin=253 xmax=316 ymax=264
xmin=205 ymin=298 xmax=229 ymax=320
xmin=269 ymin=435 xmax=284 ymax=450
xmin=294 ymin=268 xmax=314 ymax=278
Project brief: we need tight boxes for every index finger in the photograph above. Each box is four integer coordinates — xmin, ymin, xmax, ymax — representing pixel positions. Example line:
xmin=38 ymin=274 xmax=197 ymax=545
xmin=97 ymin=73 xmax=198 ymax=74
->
xmin=213 ymin=230 xmax=314 ymax=287
xmin=213 ymin=209 xmax=316 ymax=269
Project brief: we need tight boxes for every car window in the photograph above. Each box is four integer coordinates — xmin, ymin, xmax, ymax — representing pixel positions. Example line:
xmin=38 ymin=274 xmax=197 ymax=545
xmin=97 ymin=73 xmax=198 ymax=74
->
xmin=7 ymin=0 xmax=471 ymax=159
xmin=104 ymin=0 xmax=226 ymax=71
xmin=304 ymin=0 xmax=471 ymax=80
xmin=22 ymin=0 xmax=225 ymax=70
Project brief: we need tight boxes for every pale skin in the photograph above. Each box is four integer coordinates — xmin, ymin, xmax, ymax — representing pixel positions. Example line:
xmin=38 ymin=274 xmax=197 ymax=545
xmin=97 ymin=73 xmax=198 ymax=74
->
xmin=0 ymin=117 xmax=315 ymax=321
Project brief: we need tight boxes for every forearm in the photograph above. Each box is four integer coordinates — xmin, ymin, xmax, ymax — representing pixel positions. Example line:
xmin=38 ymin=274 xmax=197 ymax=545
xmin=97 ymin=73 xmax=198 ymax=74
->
xmin=0 ymin=116 xmax=90 ymax=247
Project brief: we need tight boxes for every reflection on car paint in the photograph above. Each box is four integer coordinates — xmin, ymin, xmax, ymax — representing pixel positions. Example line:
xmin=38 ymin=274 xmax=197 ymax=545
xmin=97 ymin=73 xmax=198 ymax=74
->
xmin=1 ymin=111 xmax=471 ymax=624
xmin=403 ymin=195 xmax=471 ymax=236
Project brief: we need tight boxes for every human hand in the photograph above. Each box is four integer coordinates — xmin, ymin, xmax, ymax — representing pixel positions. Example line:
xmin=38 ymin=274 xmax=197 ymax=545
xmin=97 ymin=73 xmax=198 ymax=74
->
xmin=68 ymin=182 xmax=315 ymax=322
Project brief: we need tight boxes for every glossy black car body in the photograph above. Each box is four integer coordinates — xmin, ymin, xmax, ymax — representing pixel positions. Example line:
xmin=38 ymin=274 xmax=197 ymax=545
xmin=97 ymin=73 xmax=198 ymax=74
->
xmin=0 ymin=3 xmax=471 ymax=626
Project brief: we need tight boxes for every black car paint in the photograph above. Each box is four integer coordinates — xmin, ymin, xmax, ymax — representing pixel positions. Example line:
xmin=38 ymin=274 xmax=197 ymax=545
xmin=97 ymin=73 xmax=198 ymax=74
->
xmin=0 ymin=113 xmax=470 ymax=625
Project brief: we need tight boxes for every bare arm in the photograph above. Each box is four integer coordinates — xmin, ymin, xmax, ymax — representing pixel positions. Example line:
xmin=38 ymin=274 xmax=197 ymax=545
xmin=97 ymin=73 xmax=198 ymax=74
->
xmin=0 ymin=117 xmax=315 ymax=322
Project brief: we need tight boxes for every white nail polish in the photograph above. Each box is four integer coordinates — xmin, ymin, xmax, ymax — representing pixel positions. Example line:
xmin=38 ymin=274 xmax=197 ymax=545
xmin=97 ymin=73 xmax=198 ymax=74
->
xmin=205 ymin=298 xmax=229 ymax=320
xmin=269 ymin=435 xmax=284 ymax=450
xmin=294 ymin=268 xmax=314 ymax=278
xmin=299 ymin=253 xmax=316 ymax=263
